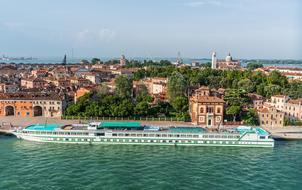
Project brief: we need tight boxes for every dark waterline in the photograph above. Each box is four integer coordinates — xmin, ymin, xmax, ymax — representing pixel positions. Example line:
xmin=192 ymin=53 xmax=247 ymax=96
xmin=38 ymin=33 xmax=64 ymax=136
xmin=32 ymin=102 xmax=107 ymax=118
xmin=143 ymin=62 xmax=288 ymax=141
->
xmin=0 ymin=136 xmax=301 ymax=190
xmin=1 ymin=57 xmax=302 ymax=68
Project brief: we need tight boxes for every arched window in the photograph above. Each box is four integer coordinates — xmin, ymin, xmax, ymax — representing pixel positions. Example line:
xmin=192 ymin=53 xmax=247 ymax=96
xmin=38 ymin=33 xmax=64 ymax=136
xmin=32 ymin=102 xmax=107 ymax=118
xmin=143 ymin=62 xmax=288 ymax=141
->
xmin=200 ymin=107 xmax=204 ymax=114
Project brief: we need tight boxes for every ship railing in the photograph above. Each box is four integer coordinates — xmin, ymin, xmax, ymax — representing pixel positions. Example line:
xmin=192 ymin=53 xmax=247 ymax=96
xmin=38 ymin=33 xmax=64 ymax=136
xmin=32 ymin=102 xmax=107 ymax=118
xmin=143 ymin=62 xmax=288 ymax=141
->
xmin=61 ymin=115 xmax=191 ymax=122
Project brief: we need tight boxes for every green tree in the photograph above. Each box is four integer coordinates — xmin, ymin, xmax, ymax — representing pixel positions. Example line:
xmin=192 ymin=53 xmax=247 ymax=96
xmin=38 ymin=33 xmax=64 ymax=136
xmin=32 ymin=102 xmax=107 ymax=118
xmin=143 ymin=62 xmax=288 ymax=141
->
xmin=224 ymin=89 xmax=251 ymax=121
xmin=96 ymin=84 xmax=109 ymax=95
xmin=226 ymin=106 xmax=241 ymax=121
xmin=242 ymin=109 xmax=259 ymax=126
xmin=224 ymin=89 xmax=250 ymax=107
xmin=246 ymin=62 xmax=263 ymax=70
xmin=171 ymin=96 xmax=188 ymax=112
xmin=167 ymin=71 xmax=187 ymax=100
xmin=237 ymin=79 xmax=255 ymax=93
xmin=135 ymin=84 xmax=149 ymax=99
xmin=134 ymin=101 xmax=150 ymax=116
xmin=268 ymin=70 xmax=288 ymax=87
xmin=264 ymin=84 xmax=281 ymax=97
xmin=91 ymin=58 xmax=101 ymax=64
xmin=115 ymin=75 xmax=133 ymax=98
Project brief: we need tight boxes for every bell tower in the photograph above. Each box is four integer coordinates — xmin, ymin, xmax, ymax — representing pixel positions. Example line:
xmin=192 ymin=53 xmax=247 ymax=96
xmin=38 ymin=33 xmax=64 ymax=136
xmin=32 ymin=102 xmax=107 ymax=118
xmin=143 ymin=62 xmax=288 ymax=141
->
xmin=211 ymin=52 xmax=217 ymax=69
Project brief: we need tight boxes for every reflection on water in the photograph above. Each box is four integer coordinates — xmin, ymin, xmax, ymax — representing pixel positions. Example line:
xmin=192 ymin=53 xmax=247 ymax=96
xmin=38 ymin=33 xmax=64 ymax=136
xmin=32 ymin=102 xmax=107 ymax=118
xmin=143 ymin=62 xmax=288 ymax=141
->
xmin=0 ymin=136 xmax=301 ymax=190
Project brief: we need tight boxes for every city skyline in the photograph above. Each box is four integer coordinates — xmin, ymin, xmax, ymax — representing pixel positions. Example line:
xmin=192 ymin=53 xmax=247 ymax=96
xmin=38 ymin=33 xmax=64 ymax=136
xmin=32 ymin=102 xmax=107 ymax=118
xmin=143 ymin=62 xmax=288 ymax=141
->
xmin=0 ymin=0 xmax=301 ymax=59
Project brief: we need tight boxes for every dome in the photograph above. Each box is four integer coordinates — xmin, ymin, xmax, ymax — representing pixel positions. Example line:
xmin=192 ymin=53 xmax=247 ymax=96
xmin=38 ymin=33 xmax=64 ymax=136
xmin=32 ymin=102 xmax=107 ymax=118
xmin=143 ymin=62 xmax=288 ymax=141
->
xmin=225 ymin=53 xmax=232 ymax=62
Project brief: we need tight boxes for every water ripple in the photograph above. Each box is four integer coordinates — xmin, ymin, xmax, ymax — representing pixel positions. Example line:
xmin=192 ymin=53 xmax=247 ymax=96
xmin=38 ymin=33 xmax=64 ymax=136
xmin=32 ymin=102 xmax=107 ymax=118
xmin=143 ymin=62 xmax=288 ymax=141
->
xmin=0 ymin=137 xmax=301 ymax=190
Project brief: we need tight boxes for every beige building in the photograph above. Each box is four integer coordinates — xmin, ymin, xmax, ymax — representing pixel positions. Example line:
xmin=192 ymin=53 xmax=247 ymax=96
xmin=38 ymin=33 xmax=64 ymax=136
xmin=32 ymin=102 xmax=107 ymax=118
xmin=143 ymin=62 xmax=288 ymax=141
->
xmin=248 ymin=93 xmax=264 ymax=110
xmin=269 ymin=95 xmax=302 ymax=121
xmin=212 ymin=52 xmax=241 ymax=70
xmin=283 ymin=99 xmax=302 ymax=121
xmin=258 ymin=106 xmax=284 ymax=127
xmin=82 ymin=73 xmax=101 ymax=84
xmin=189 ymin=88 xmax=224 ymax=127
xmin=270 ymin=95 xmax=290 ymax=110
xmin=21 ymin=77 xmax=47 ymax=89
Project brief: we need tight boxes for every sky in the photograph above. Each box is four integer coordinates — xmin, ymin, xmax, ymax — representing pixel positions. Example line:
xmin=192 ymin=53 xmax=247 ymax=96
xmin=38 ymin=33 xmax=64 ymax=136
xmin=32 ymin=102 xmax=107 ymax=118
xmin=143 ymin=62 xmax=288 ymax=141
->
xmin=0 ymin=0 xmax=301 ymax=59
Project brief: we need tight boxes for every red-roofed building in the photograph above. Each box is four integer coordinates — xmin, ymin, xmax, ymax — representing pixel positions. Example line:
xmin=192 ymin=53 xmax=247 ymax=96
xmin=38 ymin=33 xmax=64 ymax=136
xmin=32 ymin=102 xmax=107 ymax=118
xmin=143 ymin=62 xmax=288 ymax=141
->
xmin=189 ymin=89 xmax=224 ymax=127
xmin=74 ymin=87 xmax=93 ymax=103
xmin=21 ymin=77 xmax=47 ymax=89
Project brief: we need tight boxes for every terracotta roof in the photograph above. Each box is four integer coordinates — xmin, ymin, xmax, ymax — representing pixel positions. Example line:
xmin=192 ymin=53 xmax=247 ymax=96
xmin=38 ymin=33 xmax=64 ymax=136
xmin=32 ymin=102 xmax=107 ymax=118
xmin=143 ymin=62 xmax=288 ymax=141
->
xmin=0 ymin=92 xmax=62 ymax=100
xmin=22 ymin=77 xmax=46 ymax=82
xmin=191 ymin=96 xmax=224 ymax=103
xmin=258 ymin=107 xmax=269 ymax=113
xmin=272 ymin=95 xmax=289 ymax=98
xmin=288 ymin=98 xmax=302 ymax=105
xmin=195 ymin=86 xmax=209 ymax=91
xmin=248 ymin=93 xmax=263 ymax=100
xmin=264 ymin=66 xmax=302 ymax=71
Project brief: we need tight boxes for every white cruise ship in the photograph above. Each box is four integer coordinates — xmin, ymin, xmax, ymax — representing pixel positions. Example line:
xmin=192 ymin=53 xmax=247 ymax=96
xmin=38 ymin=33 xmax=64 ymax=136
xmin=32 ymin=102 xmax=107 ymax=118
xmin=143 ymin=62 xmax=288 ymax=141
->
xmin=13 ymin=122 xmax=274 ymax=148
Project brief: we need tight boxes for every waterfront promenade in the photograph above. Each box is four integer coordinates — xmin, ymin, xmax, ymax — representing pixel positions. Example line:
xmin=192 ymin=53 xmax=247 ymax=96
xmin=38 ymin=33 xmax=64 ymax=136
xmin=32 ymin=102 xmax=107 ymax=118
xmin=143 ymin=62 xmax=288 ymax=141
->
xmin=0 ymin=116 xmax=193 ymax=130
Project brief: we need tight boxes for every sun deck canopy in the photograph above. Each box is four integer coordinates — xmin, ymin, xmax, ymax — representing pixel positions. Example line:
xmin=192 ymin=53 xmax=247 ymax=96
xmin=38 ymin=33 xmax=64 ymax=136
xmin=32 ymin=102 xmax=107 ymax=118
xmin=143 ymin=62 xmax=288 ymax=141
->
xmin=99 ymin=122 xmax=142 ymax=128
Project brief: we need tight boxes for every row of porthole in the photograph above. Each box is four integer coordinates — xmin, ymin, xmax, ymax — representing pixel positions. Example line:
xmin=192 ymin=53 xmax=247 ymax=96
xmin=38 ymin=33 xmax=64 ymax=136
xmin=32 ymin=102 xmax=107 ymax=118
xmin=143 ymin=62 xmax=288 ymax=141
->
xmin=45 ymin=138 xmax=242 ymax=145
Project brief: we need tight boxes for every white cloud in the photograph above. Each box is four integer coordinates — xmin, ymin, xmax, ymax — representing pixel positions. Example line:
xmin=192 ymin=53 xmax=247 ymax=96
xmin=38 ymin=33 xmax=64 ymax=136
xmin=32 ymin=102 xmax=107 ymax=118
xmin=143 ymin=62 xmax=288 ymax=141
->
xmin=98 ymin=28 xmax=116 ymax=40
xmin=76 ymin=28 xmax=116 ymax=42
xmin=187 ymin=0 xmax=222 ymax=8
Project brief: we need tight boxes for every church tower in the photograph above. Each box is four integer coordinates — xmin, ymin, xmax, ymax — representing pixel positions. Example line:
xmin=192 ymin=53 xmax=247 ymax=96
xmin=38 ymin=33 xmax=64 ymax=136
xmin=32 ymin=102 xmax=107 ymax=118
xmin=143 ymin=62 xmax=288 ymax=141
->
xmin=211 ymin=52 xmax=217 ymax=69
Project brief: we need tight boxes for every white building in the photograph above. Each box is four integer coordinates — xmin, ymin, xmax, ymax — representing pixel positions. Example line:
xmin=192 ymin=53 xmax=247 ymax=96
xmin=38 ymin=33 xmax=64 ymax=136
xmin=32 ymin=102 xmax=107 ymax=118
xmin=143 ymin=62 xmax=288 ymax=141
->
xmin=211 ymin=52 xmax=217 ymax=69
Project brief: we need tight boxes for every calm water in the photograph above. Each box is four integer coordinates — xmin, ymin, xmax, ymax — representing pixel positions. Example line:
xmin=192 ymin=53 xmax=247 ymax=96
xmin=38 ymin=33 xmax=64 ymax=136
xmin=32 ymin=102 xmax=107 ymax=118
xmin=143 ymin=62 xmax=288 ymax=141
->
xmin=0 ymin=136 xmax=301 ymax=190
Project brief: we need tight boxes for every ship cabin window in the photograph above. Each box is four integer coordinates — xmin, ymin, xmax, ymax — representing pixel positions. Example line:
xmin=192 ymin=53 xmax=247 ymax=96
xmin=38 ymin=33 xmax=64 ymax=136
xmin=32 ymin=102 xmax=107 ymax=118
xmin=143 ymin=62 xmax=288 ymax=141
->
xmin=112 ymin=133 xmax=117 ymax=136
xmin=203 ymin=135 xmax=208 ymax=138
xmin=176 ymin=134 xmax=180 ymax=137
xmin=118 ymin=133 xmax=124 ymax=136
xmin=260 ymin=136 xmax=266 ymax=139
xmin=137 ymin=134 xmax=142 ymax=137
xmin=130 ymin=134 xmax=136 ymax=137
xmin=222 ymin=135 xmax=227 ymax=138
xmin=143 ymin=134 xmax=148 ymax=137
xmin=156 ymin=134 xmax=161 ymax=137
xmin=209 ymin=135 xmax=214 ymax=138
xmin=187 ymin=135 xmax=193 ymax=138
xmin=168 ymin=134 xmax=173 ymax=137
xmin=96 ymin=133 xmax=105 ymax=136
xmin=228 ymin=135 xmax=234 ymax=138
xmin=149 ymin=134 xmax=155 ymax=137
xmin=181 ymin=134 xmax=186 ymax=138
xmin=215 ymin=135 xmax=220 ymax=138
xmin=162 ymin=134 xmax=167 ymax=137
xmin=193 ymin=135 xmax=199 ymax=138
xmin=125 ymin=134 xmax=130 ymax=136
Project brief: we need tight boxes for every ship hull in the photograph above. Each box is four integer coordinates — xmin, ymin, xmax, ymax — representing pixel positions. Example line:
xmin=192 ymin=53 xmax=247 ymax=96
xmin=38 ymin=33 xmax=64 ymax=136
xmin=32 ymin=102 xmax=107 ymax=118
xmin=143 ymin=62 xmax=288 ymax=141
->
xmin=15 ymin=133 xmax=274 ymax=148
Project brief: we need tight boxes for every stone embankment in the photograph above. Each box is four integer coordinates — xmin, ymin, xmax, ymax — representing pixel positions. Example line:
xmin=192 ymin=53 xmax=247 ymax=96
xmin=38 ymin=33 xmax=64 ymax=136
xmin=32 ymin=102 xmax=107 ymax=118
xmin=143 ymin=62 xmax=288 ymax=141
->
xmin=265 ymin=126 xmax=302 ymax=140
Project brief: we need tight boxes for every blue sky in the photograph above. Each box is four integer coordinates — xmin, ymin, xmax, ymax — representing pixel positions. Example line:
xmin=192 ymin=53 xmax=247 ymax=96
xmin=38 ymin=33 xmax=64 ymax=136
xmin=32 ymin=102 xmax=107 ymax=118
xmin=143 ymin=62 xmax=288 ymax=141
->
xmin=0 ymin=0 xmax=301 ymax=59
